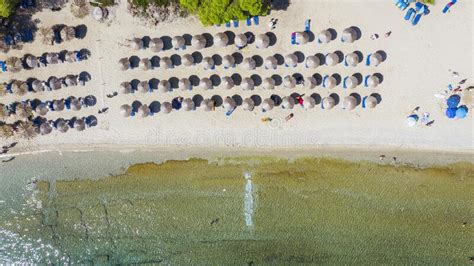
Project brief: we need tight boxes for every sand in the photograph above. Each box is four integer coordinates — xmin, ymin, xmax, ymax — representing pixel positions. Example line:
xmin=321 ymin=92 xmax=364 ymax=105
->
xmin=0 ymin=0 xmax=473 ymax=155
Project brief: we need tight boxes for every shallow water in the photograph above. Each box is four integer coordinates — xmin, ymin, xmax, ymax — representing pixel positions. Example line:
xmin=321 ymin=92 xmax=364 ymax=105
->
xmin=0 ymin=156 xmax=473 ymax=264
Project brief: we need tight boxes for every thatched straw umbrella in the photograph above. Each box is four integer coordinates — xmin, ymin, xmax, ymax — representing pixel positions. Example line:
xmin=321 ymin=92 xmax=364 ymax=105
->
xmin=323 ymin=75 xmax=336 ymax=89
xmin=199 ymin=77 xmax=213 ymax=90
xmin=255 ymin=34 xmax=270 ymax=49
xmin=284 ymin=53 xmax=298 ymax=67
xmin=221 ymin=76 xmax=234 ymax=90
xmin=242 ymin=57 xmax=256 ymax=70
xmin=325 ymin=53 xmax=339 ymax=66
xmin=140 ymin=58 xmax=152 ymax=70
xmin=12 ymin=81 xmax=28 ymax=96
xmin=25 ymin=55 xmax=38 ymax=68
xmin=49 ymin=76 xmax=62 ymax=90
xmin=262 ymin=98 xmax=275 ymax=112
xmin=35 ymin=102 xmax=49 ymax=116
xmin=161 ymin=102 xmax=172 ymax=114
xmin=322 ymin=96 xmax=336 ymax=109
xmin=46 ymin=53 xmax=60 ymax=64
xmin=182 ymin=98 xmax=195 ymax=111
xmin=60 ymin=26 xmax=76 ymax=41
xmin=150 ymin=37 xmax=164 ymax=52
xmin=6 ymin=57 xmax=23 ymax=72
xmin=65 ymin=75 xmax=78 ymax=87
xmin=17 ymin=121 xmax=37 ymax=139
xmin=345 ymin=52 xmax=359 ymax=66
xmin=0 ymin=103 xmax=9 ymax=121
xmin=366 ymin=75 xmax=380 ymax=88
xmin=178 ymin=78 xmax=192 ymax=91
xmin=281 ymin=96 xmax=295 ymax=109
xmin=137 ymin=104 xmax=150 ymax=117
xmin=39 ymin=27 xmax=54 ymax=45
xmin=69 ymin=97 xmax=82 ymax=111
xmin=222 ymin=55 xmax=235 ymax=68
xmin=343 ymin=96 xmax=358 ymax=110
xmin=53 ymin=99 xmax=65 ymax=111
xmin=304 ymin=76 xmax=317 ymax=89
xmin=200 ymin=99 xmax=214 ymax=111
xmin=191 ymin=34 xmax=206 ymax=49
xmin=202 ymin=56 xmax=215 ymax=70
xmin=341 ymin=27 xmax=357 ymax=43
xmin=235 ymin=34 xmax=247 ymax=48
xmin=242 ymin=98 xmax=255 ymax=111
xmin=119 ymin=58 xmax=130 ymax=71
xmin=240 ymin=77 xmax=255 ymax=91
xmin=74 ymin=118 xmax=86 ymax=131
xmin=160 ymin=56 xmax=173 ymax=69
xmin=214 ymin=32 xmax=229 ymax=47
xmin=264 ymin=56 xmax=277 ymax=70
xmin=317 ymin=30 xmax=332 ymax=43
xmin=344 ymin=75 xmax=358 ymax=89
xmin=131 ymin=38 xmax=143 ymax=50
xmin=158 ymin=80 xmax=171 ymax=93
xmin=137 ymin=80 xmax=149 ymax=93
xmin=120 ymin=104 xmax=132 ymax=117
xmin=262 ymin=77 xmax=275 ymax=90
xmin=120 ymin=82 xmax=132 ymax=94
xmin=39 ymin=122 xmax=52 ymax=135
xmin=172 ymin=36 xmax=186 ymax=50
xmin=65 ymin=51 xmax=77 ymax=63
xmin=71 ymin=0 xmax=90 ymax=18
xmin=223 ymin=97 xmax=236 ymax=112
xmin=364 ymin=96 xmax=378 ymax=108
xmin=0 ymin=124 xmax=14 ymax=138
xmin=15 ymin=103 xmax=32 ymax=120
xmin=303 ymin=96 xmax=316 ymax=109
xmin=181 ymin=54 xmax=194 ymax=66
xmin=283 ymin=75 xmax=296 ymax=89
xmin=305 ymin=55 xmax=320 ymax=68
xmin=369 ymin=52 xmax=383 ymax=66
xmin=54 ymin=118 xmax=69 ymax=133
xmin=295 ymin=31 xmax=309 ymax=44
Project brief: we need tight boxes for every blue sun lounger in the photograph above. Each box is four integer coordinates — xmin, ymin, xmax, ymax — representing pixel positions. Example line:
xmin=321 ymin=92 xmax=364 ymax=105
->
xmin=3 ymin=35 xmax=13 ymax=45
xmin=395 ymin=0 xmax=409 ymax=10
xmin=364 ymin=75 xmax=370 ymax=87
xmin=305 ymin=19 xmax=310 ymax=32
xmin=253 ymin=16 xmax=259 ymax=25
xmin=0 ymin=61 xmax=6 ymax=73
xmin=233 ymin=20 xmax=239 ymax=27
xmin=405 ymin=8 xmax=415 ymax=20
xmin=361 ymin=96 xmax=368 ymax=109
xmin=412 ymin=13 xmax=422 ymax=25
xmin=365 ymin=54 xmax=372 ymax=66
xmin=246 ymin=18 xmax=251 ymax=26
xmin=225 ymin=21 xmax=231 ymax=27
xmin=342 ymin=76 xmax=349 ymax=89
xmin=291 ymin=32 xmax=296 ymax=45
xmin=322 ymin=75 xmax=329 ymax=88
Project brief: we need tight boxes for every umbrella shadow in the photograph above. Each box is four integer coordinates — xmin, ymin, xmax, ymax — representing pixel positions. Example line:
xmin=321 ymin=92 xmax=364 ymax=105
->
xmin=79 ymin=49 xmax=91 ymax=60
xmin=232 ymin=52 xmax=243 ymax=64
xmin=211 ymin=95 xmax=223 ymax=107
xmin=202 ymin=33 xmax=214 ymax=48
xmin=374 ymin=73 xmax=384 ymax=84
xmin=183 ymin=34 xmax=192 ymax=46
xmin=271 ymin=0 xmax=290 ymax=10
xmin=129 ymin=56 xmax=140 ymax=69
xmin=294 ymin=51 xmax=305 ymax=63
xmin=189 ymin=75 xmax=200 ymax=86
xmin=266 ymin=32 xmax=277 ymax=46
xmin=350 ymin=26 xmax=362 ymax=40
xmin=250 ymin=74 xmax=262 ymax=86
xmin=191 ymin=52 xmax=203 ymax=64
xmin=270 ymin=94 xmax=281 ymax=106
xmin=334 ymin=51 xmax=344 ymax=64
xmin=161 ymin=36 xmax=172 ymax=50
xmin=75 ymin=24 xmax=87 ymax=39
xmin=271 ymin=74 xmax=283 ymax=86
xmin=224 ymin=31 xmax=235 ymax=45
xmin=79 ymin=71 xmax=91 ymax=82
xmin=315 ymin=53 xmax=325 ymax=65
xmin=350 ymin=93 xmax=362 ymax=106
xmin=252 ymin=55 xmax=263 ymax=67
xmin=131 ymin=100 xmax=142 ymax=112
xmin=371 ymin=93 xmax=382 ymax=104
xmin=210 ymin=74 xmax=221 ymax=86
xmin=150 ymin=56 xmax=160 ymax=67
xmin=332 ymin=74 xmax=342 ymax=86
xmin=244 ymin=32 xmax=255 ymax=44
xmin=58 ymin=50 xmax=68 ymax=62
xmin=130 ymin=79 xmax=140 ymax=91
xmin=274 ymin=53 xmax=284 ymax=65
xmin=312 ymin=73 xmax=323 ymax=86
xmin=192 ymin=94 xmax=204 ymax=107
xmin=142 ymin=36 xmax=151 ymax=49
xmin=170 ymin=54 xmax=182 ymax=66
xmin=149 ymin=101 xmax=161 ymax=113
xmin=307 ymin=31 xmax=315 ymax=42
xmin=231 ymin=73 xmax=242 ymax=85
xmin=212 ymin=54 xmax=222 ymax=66
xmin=327 ymin=28 xmax=338 ymax=40
xmin=169 ymin=77 xmax=179 ymax=89
xmin=311 ymin=93 xmax=322 ymax=104
xmin=149 ymin=78 xmax=159 ymax=90
xmin=290 ymin=92 xmax=301 ymax=100
xmin=232 ymin=94 xmax=243 ymax=106
xmin=376 ymin=50 xmax=388 ymax=62
xmin=329 ymin=93 xmax=340 ymax=105
xmin=251 ymin=95 xmax=262 ymax=106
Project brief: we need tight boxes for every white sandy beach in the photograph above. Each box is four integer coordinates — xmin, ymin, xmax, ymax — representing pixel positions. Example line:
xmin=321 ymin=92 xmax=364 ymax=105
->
xmin=1 ymin=0 xmax=473 ymax=156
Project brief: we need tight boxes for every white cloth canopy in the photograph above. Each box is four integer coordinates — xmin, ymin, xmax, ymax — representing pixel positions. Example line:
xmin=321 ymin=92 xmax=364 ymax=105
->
xmin=202 ymin=57 xmax=214 ymax=70
xmin=345 ymin=52 xmax=359 ymax=66
xmin=191 ymin=35 xmax=206 ymax=49
xmin=132 ymin=38 xmax=143 ymax=50
xmin=264 ymin=56 xmax=277 ymax=69
xmin=262 ymin=98 xmax=275 ymax=112
xmin=201 ymin=99 xmax=214 ymax=111
xmin=221 ymin=76 xmax=234 ymax=90
xmin=325 ymin=53 xmax=339 ymax=66
xmin=284 ymin=53 xmax=298 ymax=67
xmin=150 ymin=37 xmax=163 ymax=52
xmin=235 ymin=34 xmax=247 ymax=48
xmin=223 ymin=97 xmax=236 ymax=111
xmin=262 ymin=77 xmax=275 ymax=90
xmin=304 ymin=76 xmax=317 ymax=89
xmin=341 ymin=27 xmax=357 ymax=43
xmin=214 ymin=32 xmax=229 ymax=47
xmin=323 ymin=75 xmax=336 ymax=89
xmin=160 ymin=57 xmax=173 ymax=69
xmin=365 ymin=96 xmax=378 ymax=108
xmin=121 ymin=82 xmax=132 ymax=94
xmin=158 ymin=80 xmax=171 ymax=93
xmin=242 ymin=57 xmax=256 ymax=70
xmin=281 ymin=96 xmax=295 ymax=109
xmin=240 ymin=77 xmax=255 ymax=90
xmin=345 ymin=76 xmax=358 ymax=89
xmin=295 ymin=31 xmax=309 ymax=44
xmin=255 ymin=34 xmax=270 ymax=48
xmin=367 ymin=75 xmax=380 ymax=88
xmin=199 ymin=78 xmax=213 ymax=90
xmin=303 ymin=96 xmax=316 ymax=109
xmin=172 ymin=36 xmax=185 ymax=49
xmin=182 ymin=98 xmax=195 ymax=111
xmin=318 ymin=30 xmax=332 ymax=43
xmin=343 ymin=96 xmax=358 ymax=110
xmin=178 ymin=78 xmax=192 ymax=91
xmin=369 ymin=52 xmax=383 ymax=66
xmin=137 ymin=104 xmax=150 ymax=117
xmin=120 ymin=104 xmax=132 ymax=117
xmin=242 ymin=98 xmax=255 ymax=111
xmin=181 ymin=54 xmax=194 ymax=66
xmin=283 ymin=75 xmax=296 ymax=88
xmin=305 ymin=55 xmax=320 ymax=68
xmin=161 ymin=102 xmax=172 ymax=114
xmin=222 ymin=55 xmax=235 ymax=68
xmin=137 ymin=80 xmax=149 ymax=93
xmin=322 ymin=96 xmax=336 ymax=109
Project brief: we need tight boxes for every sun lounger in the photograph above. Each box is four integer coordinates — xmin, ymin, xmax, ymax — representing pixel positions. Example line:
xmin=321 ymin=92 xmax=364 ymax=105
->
xmin=253 ymin=16 xmax=259 ymax=25
xmin=322 ymin=75 xmax=329 ymax=88
xmin=3 ymin=35 xmax=13 ymax=45
xmin=365 ymin=54 xmax=371 ymax=66
xmin=361 ymin=96 xmax=368 ymax=108
xmin=291 ymin=32 xmax=296 ymax=45
xmin=395 ymin=0 xmax=409 ymax=10
xmin=443 ymin=0 xmax=457 ymax=13
xmin=233 ymin=20 xmax=239 ymax=27
xmin=0 ymin=62 xmax=6 ymax=73
xmin=405 ymin=8 xmax=415 ymax=20
xmin=412 ymin=13 xmax=422 ymax=26
xmin=342 ymin=77 xmax=349 ymax=89
xmin=225 ymin=22 xmax=231 ymax=27
xmin=246 ymin=18 xmax=251 ymax=26
xmin=305 ymin=19 xmax=310 ymax=32
xmin=363 ymin=75 xmax=371 ymax=87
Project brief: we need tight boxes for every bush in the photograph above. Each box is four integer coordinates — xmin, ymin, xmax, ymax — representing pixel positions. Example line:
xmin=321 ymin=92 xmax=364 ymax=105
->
xmin=0 ymin=0 xmax=18 ymax=18
xmin=132 ymin=0 xmax=171 ymax=9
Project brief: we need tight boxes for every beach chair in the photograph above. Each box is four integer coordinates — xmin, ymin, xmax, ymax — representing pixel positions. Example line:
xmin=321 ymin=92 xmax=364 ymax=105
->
xmin=3 ymin=35 xmax=13 ymax=46
xmin=361 ymin=96 xmax=368 ymax=108
xmin=0 ymin=61 xmax=6 ymax=73
xmin=404 ymin=8 xmax=415 ymax=21
xmin=363 ymin=75 xmax=370 ymax=87
xmin=395 ymin=0 xmax=409 ymax=10
xmin=342 ymin=77 xmax=349 ymax=89
xmin=412 ymin=13 xmax=422 ymax=26
xmin=233 ymin=20 xmax=239 ymax=27
xmin=253 ymin=16 xmax=259 ymax=25
xmin=291 ymin=32 xmax=296 ymax=45
xmin=246 ymin=18 xmax=252 ymax=26
xmin=365 ymin=54 xmax=371 ymax=66
xmin=305 ymin=19 xmax=310 ymax=32
xmin=225 ymin=21 xmax=231 ymax=27
xmin=322 ymin=75 xmax=329 ymax=88
xmin=443 ymin=0 xmax=457 ymax=13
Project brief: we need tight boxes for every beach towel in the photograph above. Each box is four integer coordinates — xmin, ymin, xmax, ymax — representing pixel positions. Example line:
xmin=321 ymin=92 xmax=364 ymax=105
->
xmin=253 ymin=16 xmax=259 ymax=25
xmin=405 ymin=8 xmax=415 ymax=20
xmin=412 ymin=13 xmax=422 ymax=25
xmin=291 ymin=32 xmax=296 ymax=45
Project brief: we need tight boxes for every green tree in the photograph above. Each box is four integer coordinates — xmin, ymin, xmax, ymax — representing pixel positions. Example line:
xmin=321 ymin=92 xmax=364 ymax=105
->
xmin=0 ymin=0 xmax=16 ymax=18
xmin=179 ymin=0 xmax=199 ymax=13
xmin=239 ymin=0 xmax=268 ymax=16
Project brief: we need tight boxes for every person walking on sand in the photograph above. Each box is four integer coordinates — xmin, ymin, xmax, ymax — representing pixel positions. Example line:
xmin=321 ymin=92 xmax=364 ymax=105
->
xmin=295 ymin=95 xmax=305 ymax=107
